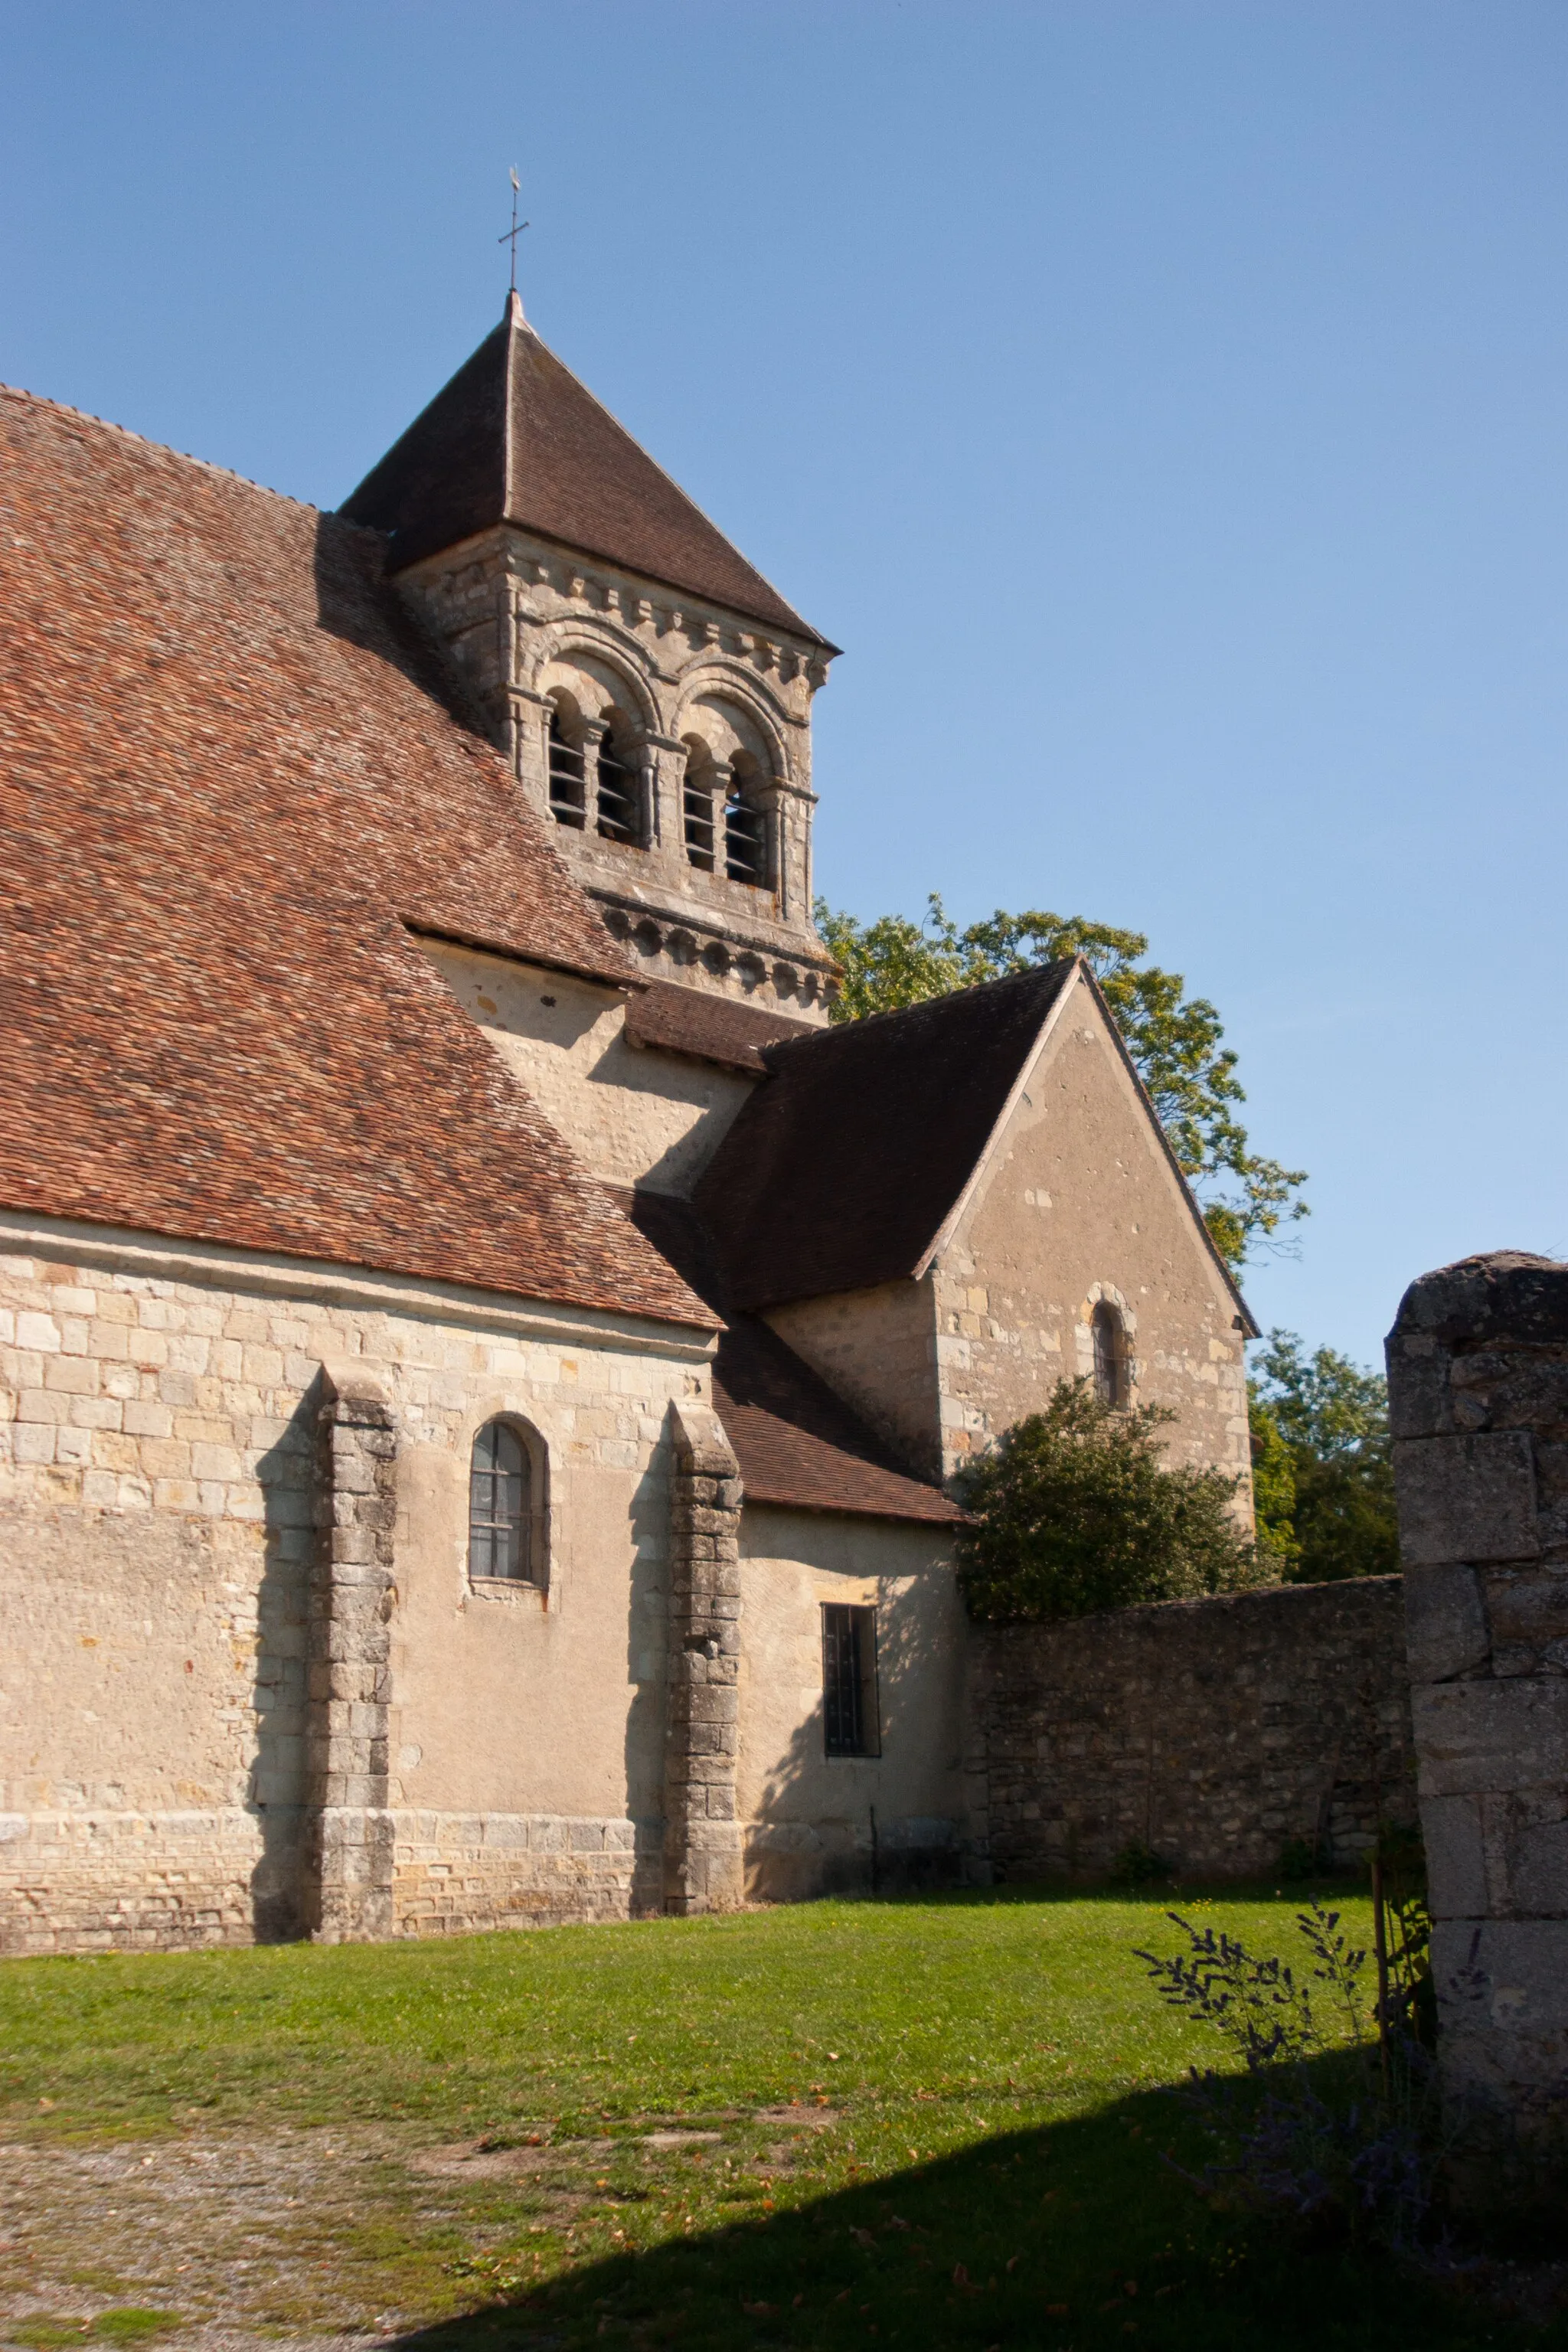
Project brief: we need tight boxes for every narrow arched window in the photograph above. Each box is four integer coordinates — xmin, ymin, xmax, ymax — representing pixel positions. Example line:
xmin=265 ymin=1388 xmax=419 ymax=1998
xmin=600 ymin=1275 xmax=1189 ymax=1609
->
xmin=724 ymin=779 xmax=767 ymax=886
xmin=547 ymin=709 xmax=586 ymax=829
xmin=1092 ymin=1302 xmax=1129 ymax=1410
xmin=469 ymin=1419 xmax=531 ymax=1580
xmin=682 ymin=739 xmax=716 ymax=872
xmin=596 ymin=727 xmax=639 ymax=844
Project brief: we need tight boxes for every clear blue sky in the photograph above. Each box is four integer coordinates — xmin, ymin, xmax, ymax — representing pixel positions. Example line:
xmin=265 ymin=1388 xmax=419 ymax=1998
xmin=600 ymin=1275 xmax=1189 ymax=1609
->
xmin=5 ymin=2 xmax=1565 ymax=1371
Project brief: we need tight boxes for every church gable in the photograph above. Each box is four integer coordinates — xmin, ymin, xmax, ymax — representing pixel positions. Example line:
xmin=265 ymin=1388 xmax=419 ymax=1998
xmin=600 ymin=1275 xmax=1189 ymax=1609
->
xmin=933 ymin=966 xmax=1254 ymax=1482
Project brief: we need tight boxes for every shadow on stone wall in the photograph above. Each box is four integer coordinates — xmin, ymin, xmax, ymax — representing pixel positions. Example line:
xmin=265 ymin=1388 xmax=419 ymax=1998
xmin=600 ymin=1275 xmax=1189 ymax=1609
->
xmin=247 ymin=1377 xmax=323 ymax=1941
xmin=745 ymin=1569 xmax=962 ymax=1905
xmin=623 ymin=1447 xmax=672 ymax=1919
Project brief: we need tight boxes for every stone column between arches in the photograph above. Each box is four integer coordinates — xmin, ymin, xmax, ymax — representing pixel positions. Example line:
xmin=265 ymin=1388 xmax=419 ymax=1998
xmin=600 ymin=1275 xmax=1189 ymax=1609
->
xmin=663 ymin=1400 xmax=745 ymax=1915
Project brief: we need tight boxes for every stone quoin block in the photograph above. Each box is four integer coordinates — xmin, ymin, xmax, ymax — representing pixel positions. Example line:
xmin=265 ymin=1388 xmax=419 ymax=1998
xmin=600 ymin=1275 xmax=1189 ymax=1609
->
xmin=1393 ymin=1432 xmax=1540 ymax=1567
xmin=1403 ymin=1561 xmax=1490 ymax=1684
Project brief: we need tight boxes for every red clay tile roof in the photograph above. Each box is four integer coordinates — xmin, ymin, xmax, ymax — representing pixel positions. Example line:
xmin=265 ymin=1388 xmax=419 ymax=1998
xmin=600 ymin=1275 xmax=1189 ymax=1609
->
xmin=0 ymin=387 xmax=714 ymax=1331
xmin=694 ymin=966 xmax=1078 ymax=1309
xmin=624 ymin=981 xmax=822 ymax=1075
xmin=622 ymin=1192 xmax=958 ymax=1525
xmin=341 ymin=296 xmax=831 ymax=646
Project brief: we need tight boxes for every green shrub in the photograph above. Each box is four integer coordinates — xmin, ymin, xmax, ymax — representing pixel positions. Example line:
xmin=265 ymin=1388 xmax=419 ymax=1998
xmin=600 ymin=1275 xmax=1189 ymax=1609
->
xmin=956 ymin=1379 xmax=1267 ymax=1622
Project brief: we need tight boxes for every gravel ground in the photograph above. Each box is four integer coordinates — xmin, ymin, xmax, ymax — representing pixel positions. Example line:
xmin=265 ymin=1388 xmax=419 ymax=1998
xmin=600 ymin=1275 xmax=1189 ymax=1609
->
xmin=0 ymin=2109 xmax=843 ymax=2352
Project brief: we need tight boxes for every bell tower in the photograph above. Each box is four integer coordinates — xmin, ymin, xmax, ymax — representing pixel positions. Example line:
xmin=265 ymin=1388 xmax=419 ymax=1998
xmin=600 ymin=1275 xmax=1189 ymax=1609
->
xmin=342 ymin=294 xmax=840 ymax=1020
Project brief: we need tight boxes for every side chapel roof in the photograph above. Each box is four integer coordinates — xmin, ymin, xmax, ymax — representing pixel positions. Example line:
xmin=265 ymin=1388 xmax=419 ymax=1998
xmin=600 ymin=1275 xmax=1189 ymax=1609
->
xmin=622 ymin=1193 xmax=959 ymax=1526
xmin=341 ymin=294 xmax=831 ymax=645
xmin=0 ymin=387 xmax=713 ymax=1331
xmin=695 ymin=965 xmax=1079 ymax=1308
xmin=695 ymin=962 xmax=1254 ymax=1327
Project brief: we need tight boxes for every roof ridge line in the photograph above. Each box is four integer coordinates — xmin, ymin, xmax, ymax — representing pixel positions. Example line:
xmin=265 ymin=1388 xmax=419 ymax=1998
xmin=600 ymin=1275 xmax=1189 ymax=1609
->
xmin=782 ymin=957 xmax=1076 ymax=1046
xmin=0 ymin=381 xmax=323 ymax=517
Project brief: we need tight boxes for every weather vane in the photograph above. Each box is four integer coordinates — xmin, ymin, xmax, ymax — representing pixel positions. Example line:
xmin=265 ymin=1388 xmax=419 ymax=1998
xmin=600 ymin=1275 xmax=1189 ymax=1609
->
xmin=498 ymin=167 xmax=530 ymax=296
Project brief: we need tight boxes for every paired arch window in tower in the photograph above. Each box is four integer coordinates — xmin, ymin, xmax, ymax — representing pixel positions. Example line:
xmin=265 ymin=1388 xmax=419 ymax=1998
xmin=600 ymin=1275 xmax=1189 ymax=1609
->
xmin=468 ymin=1418 xmax=543 ymax=1585
xmin=681 ymin=736 xmax=770 ymax=889
xmin=547 ymin=701 xmax=773 ymax=890
xmin=1091 ymin=1302 xmax=1130 ymax=1410
xmin=547 ymin=701 xmax=644 ymax=846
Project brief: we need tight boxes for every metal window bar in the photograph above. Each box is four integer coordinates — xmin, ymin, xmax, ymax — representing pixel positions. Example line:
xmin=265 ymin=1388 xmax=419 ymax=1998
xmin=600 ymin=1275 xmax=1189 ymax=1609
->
xmin=596 ymin=734 xmax=640 ymax=844
xmin=547 ymin=713 xmax=586 ymax=828
xmin=724 ymin=792 xmax=767 ymax=886
xmin=1092 ymin=1305 xmax=1125 ymax=1408
xmin=469 ymin=1419 xmax=531 ymax=1580
xmin=684 ymin=776 xmax=715 ymax=871
xmin=822 ymin=1603 xmax=880 ymax=1757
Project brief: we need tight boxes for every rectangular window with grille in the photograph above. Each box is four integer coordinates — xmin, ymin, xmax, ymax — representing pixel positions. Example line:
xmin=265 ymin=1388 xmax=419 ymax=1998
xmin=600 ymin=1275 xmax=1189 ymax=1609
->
xmin=821 ymin=1603 xmax=880 ymax=1758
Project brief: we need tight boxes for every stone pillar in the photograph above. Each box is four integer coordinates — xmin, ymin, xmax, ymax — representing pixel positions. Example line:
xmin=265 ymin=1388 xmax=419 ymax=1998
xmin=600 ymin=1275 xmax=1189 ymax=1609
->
xmin=623 ymin=729 xmax=683 ymax=874
xmin=507 ymin=682 xmax=555 ymax=817
xmin=303 ymin=1363 xmax=398 ymax=1944
xmin=663 ymin=1400 xmax=744 ymax=1915
xmin=1386 ymin=1251 xmax=1568 ymax=2194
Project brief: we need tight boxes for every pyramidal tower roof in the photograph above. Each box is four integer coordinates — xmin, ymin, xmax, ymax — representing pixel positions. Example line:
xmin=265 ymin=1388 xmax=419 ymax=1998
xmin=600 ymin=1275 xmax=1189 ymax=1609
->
xmin=341 ymin=292 xmax=826 ymax=644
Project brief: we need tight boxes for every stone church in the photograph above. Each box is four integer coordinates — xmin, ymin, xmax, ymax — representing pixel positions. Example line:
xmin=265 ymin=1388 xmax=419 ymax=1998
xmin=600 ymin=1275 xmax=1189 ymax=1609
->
xmin=0 ymin=295 xmax=1254 ymax=1953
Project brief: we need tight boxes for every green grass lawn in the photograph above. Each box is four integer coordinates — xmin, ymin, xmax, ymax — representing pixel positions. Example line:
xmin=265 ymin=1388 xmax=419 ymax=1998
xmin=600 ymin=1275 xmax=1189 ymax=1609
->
xmin=0 ymin=1886 xmax=1559 ymax=2350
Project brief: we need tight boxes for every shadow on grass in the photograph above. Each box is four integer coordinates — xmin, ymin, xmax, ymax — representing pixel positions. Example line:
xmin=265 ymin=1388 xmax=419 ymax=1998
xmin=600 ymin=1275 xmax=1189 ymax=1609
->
xmin=397 ymin=2064 xmax=1551 ymax=2352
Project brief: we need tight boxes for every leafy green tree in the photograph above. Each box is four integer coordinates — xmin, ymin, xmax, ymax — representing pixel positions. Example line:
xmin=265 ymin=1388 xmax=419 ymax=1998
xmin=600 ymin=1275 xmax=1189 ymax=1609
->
xmin=1247 ymin=1396 xmax=1301 ymax=1575
xmin=817 ymin=893 xmax=1305 ymax=1269
xmin=1249 ymin=1331 xmax=1398 ymax=1583
xmin=956 ymin=1379 xmax=1266 ymax=1622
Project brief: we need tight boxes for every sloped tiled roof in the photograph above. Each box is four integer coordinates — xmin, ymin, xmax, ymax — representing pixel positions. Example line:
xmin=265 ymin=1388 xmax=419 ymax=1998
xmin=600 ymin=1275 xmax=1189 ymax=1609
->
xmin=694 ymin=965 xmax=1078 ymax=1309
xmin=624 ymin=980 xmax=822 ymax=1074
xmin=622 ymin=1192 xmax=959 ymax=1526
xmin=0 ymin=387 xmax=713 ymax=1331
xmin=341 ymin=296 xmax=831 ymax=645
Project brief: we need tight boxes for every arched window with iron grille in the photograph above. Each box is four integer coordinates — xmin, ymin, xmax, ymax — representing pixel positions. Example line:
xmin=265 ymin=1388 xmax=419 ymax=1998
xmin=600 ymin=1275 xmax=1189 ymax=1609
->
xmin=724 ymin=776 xmax=768 ymax=887
xmin=547 ymin=708 xmax=586 ymax=828
xmin=682 ymin=739 xmax=716 ymax=872
xmin=469 ymin=1419 xmax=534 ymax=1582
xmin=1091 ymin=1301 xmax=1129 ymax=1410
xmin=595 ymin=727 xmax=640 ymax=844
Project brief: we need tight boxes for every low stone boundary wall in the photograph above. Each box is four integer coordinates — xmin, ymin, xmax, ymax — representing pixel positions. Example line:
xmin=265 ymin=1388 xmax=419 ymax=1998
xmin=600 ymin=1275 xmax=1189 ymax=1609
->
xmin=969 ymin=1576 xmax=1414 ymax=1884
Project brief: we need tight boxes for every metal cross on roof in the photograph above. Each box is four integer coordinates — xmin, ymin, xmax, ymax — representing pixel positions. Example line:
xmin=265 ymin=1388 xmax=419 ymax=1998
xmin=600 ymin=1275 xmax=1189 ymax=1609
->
xmin=498 ymin=168 xmax=530 ymax=295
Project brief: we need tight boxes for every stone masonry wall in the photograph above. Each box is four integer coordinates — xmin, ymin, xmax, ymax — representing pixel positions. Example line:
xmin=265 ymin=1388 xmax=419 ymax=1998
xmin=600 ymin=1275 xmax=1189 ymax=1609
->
xmin=1387 ymin=1250 xmax=1568 ymax=2189
xmin=970 ymin=1577 xmax=1413 ymax=1885
xmin=0 ymin=1223 xmax=708 ymax=1953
